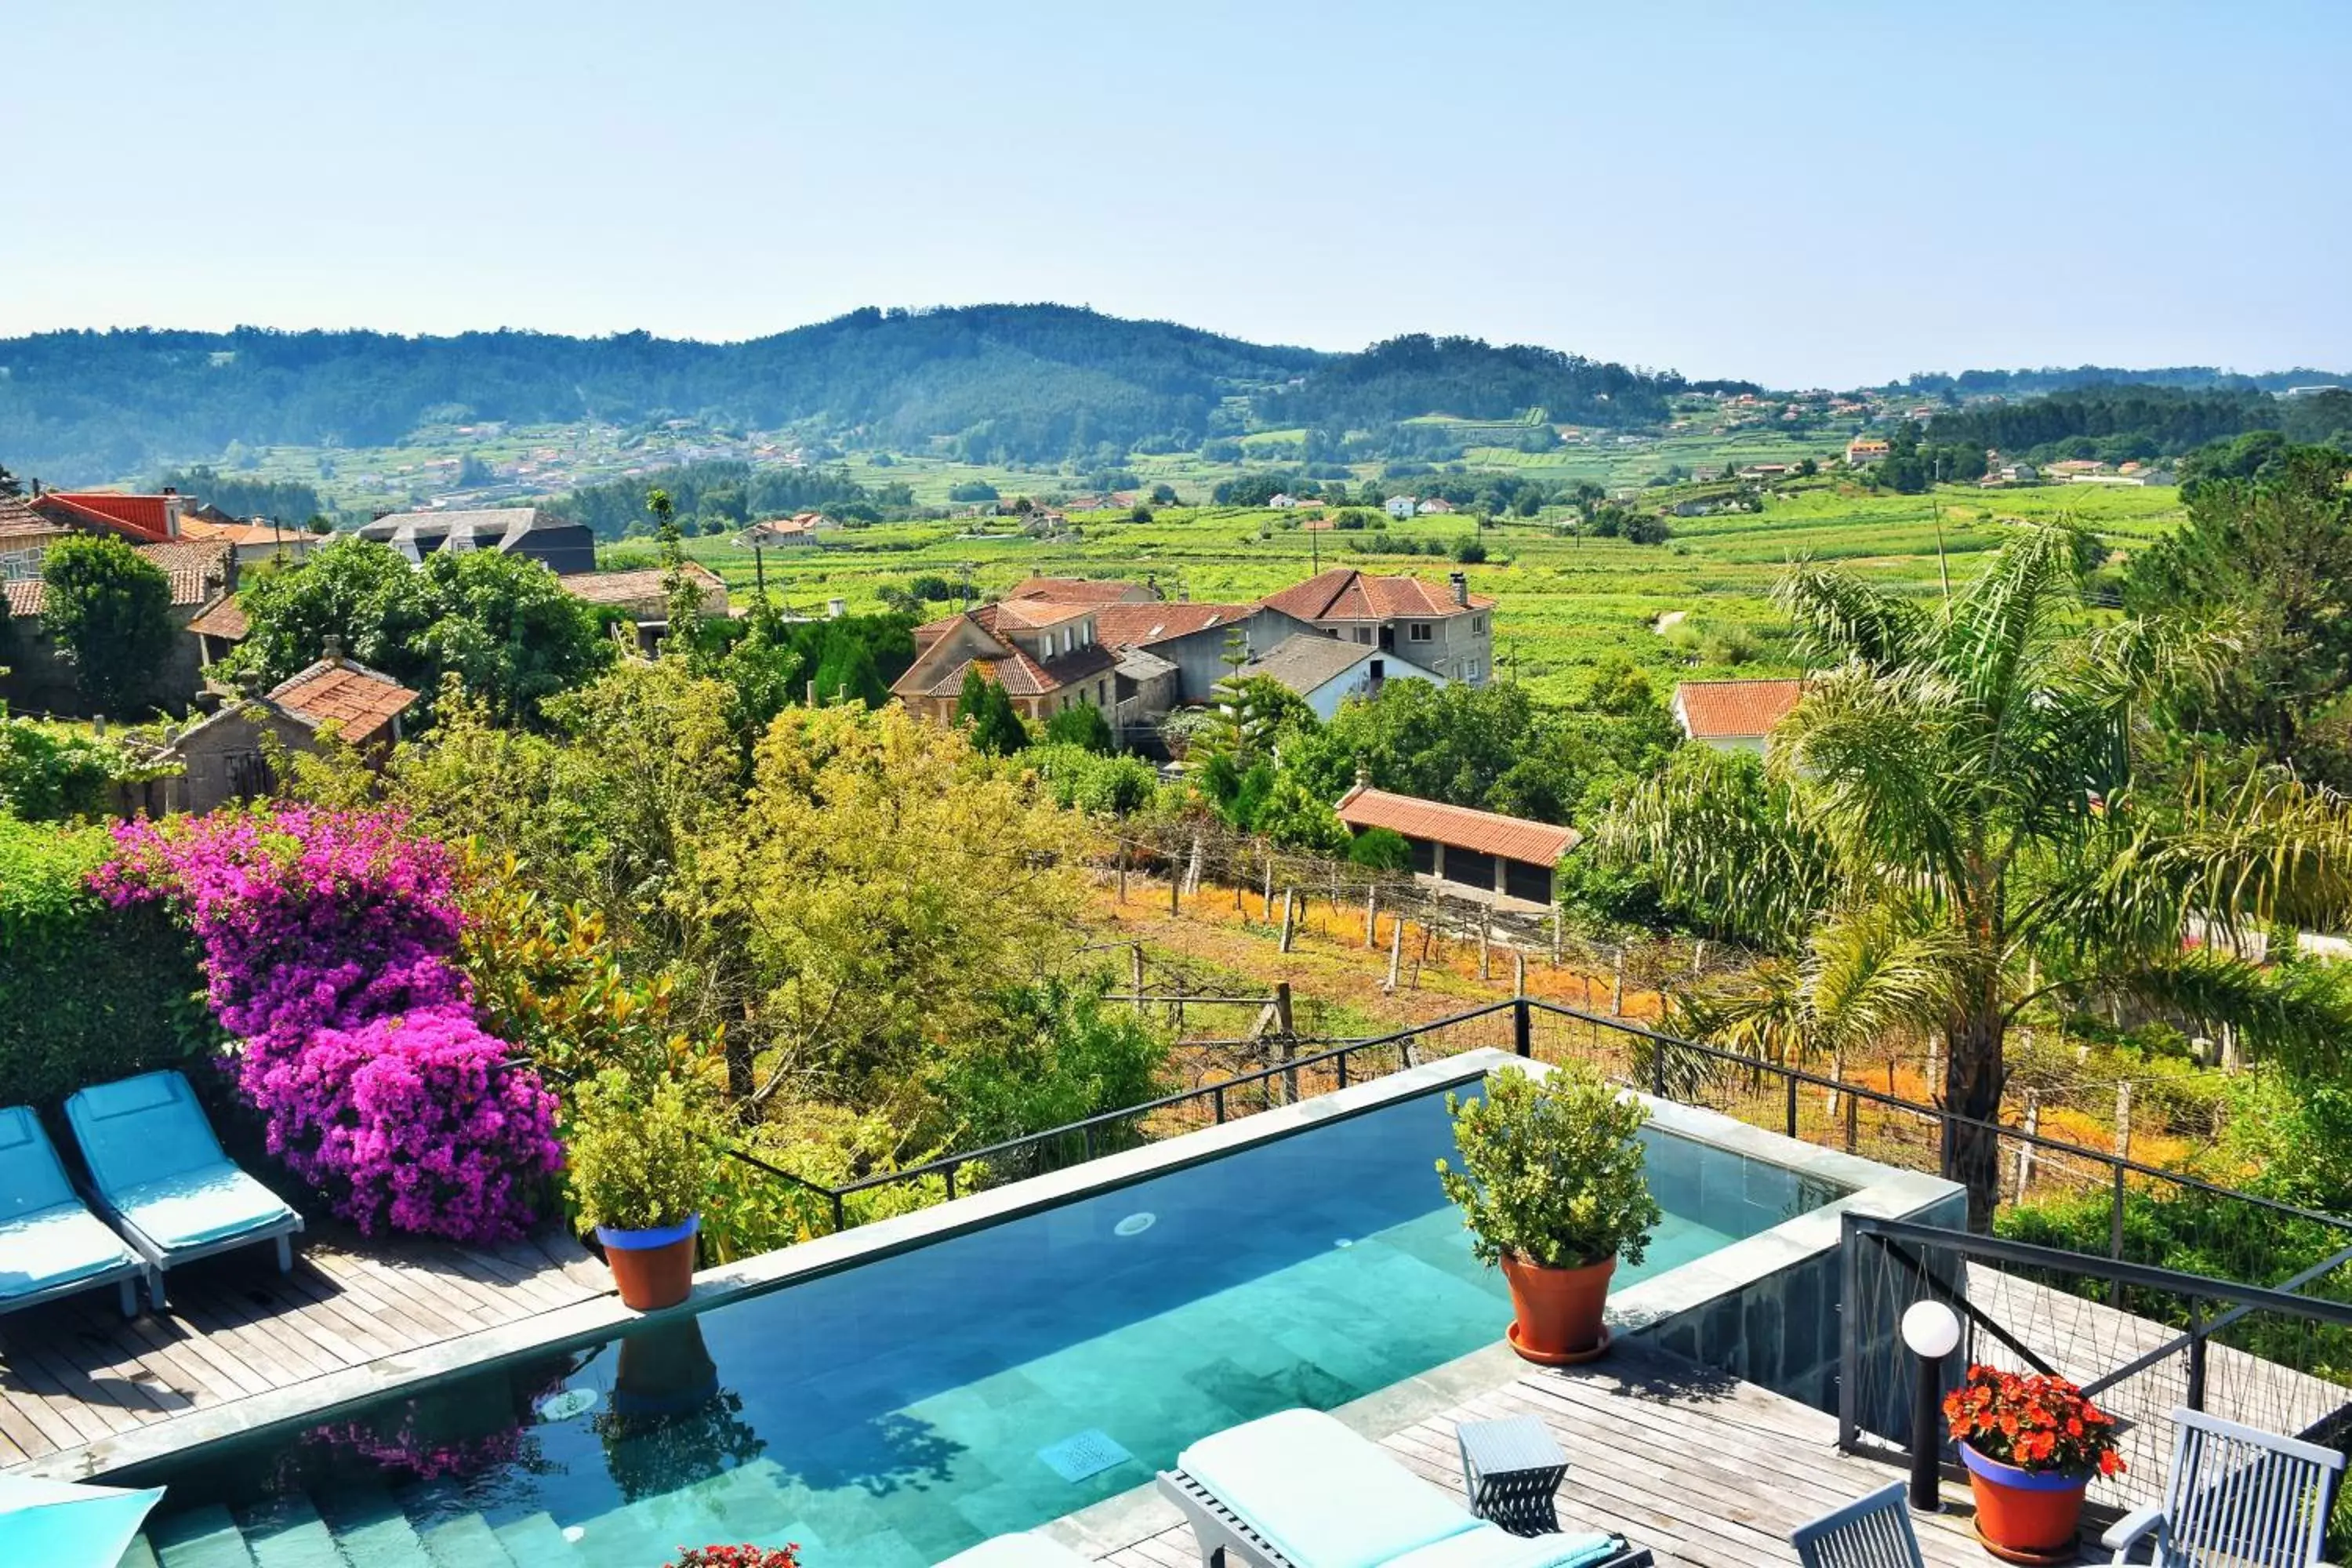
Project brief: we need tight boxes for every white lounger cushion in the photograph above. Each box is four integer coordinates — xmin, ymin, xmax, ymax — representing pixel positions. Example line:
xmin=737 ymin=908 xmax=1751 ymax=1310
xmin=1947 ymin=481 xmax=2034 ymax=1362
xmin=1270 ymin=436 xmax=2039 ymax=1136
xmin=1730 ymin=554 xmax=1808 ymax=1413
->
xmin=935 ymin=1532 xmax=1096 ymax=1568
xmin=1178 ymin=1409 xmax=1483 ymax=1568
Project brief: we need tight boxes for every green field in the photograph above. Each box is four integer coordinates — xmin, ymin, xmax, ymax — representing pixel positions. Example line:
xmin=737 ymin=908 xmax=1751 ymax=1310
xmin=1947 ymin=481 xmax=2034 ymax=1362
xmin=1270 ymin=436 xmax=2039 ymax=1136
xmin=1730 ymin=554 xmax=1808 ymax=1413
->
xmin=672 ymin=481 xmax=2185 ymax=705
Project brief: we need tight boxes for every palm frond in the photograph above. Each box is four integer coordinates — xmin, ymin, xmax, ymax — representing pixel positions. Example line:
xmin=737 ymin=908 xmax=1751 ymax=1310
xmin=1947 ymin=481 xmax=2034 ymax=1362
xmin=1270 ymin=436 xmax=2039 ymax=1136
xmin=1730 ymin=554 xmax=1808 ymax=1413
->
xmin=1596 ymin=748 xmax=1840 ymax=954
xmin=1939 ymin=522 xmax=2084 ymax=719
xmin=1772 ymin=563 xmax=1925 ymax=670
xmin=2103 ymin=947 xmax=2352 ymax=1082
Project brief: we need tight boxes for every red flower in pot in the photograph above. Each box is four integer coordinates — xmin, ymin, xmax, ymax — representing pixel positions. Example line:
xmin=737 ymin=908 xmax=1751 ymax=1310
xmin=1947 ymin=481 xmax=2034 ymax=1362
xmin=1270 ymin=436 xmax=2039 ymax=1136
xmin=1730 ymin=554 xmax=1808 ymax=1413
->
xmin=1943 ymin=1364 xmax=2123 ymax=1562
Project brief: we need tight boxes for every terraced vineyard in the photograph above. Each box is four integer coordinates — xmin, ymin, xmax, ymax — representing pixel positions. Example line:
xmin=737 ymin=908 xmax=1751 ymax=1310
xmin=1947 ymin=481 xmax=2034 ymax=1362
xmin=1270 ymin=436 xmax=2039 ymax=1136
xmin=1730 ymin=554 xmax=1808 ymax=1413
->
xmin=677 ymin=480 xmax=2183 ymax=705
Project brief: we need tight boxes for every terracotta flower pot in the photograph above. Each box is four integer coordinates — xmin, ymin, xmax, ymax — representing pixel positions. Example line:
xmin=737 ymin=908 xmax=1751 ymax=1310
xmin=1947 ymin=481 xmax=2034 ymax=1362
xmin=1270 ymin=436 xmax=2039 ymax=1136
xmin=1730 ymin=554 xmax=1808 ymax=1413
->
xmin=597 ymin=1215 xmax=699 ymax=1312
xmin=1499 ymin=1250 xmax=1616 ymax=1365
xmin=1958 ymin=1440 xmax=2090 ymax=1563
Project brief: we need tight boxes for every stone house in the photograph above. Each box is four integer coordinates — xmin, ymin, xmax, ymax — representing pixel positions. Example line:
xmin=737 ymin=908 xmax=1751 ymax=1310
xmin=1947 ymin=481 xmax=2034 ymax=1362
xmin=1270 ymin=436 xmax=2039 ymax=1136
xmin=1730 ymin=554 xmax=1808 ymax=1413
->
xmin=1258 ymin=568 xmax=1496 ymax=686
xmin=164 ymin=651 xmax=418 ymax=813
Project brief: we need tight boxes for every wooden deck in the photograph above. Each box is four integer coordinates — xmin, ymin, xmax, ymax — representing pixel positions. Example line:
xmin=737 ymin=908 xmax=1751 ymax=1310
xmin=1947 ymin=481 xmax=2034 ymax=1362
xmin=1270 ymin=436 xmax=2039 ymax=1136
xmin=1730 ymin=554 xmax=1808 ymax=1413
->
xmin=0 ymin=1226 xmax=610 ymax=1468
xmin=1091 ymin=1338 xmax=2077 ymax=1568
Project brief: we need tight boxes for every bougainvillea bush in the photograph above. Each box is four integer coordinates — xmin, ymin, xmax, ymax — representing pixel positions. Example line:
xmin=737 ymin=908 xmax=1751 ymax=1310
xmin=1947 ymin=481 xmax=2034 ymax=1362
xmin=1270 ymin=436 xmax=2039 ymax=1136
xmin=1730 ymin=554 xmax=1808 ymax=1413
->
xmin=95 ymin=807 xmax=563 ymax=1243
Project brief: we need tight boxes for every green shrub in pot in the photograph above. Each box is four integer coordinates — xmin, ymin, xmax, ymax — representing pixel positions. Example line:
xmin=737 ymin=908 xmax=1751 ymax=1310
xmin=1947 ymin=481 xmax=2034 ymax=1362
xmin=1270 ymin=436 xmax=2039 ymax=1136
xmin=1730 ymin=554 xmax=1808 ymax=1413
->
xmin=1437 ymin=1063 xmax=1661 ymax=1270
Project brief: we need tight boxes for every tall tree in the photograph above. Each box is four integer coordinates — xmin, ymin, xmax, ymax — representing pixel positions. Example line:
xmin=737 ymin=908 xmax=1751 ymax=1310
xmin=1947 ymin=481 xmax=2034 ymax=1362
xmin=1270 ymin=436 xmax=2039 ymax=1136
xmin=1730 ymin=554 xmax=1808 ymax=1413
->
xmin=1605 ymin=525 xmax=2352 ymax=1227
xmin=38 ymin=535 xmax=176 ymax=715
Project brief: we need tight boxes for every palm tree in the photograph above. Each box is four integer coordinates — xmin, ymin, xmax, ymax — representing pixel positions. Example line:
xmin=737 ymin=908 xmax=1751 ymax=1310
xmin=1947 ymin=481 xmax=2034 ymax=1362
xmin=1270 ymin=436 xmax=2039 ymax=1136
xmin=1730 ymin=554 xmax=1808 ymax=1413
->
xmin=1606 ymin=524 xmax=2352 ymax=1228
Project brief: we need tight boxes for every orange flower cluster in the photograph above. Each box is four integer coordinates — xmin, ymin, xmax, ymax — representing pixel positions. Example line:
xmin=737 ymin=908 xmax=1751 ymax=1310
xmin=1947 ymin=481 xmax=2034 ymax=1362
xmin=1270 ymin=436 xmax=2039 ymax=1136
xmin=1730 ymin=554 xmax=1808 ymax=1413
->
xmin=1943 ymin=1364 xmax=2125 ymax=1477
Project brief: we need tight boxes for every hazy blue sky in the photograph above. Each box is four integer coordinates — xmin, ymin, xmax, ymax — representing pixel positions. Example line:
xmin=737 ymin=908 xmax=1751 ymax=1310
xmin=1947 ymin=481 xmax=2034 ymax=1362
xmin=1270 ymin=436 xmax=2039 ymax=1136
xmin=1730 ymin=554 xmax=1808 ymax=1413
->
xmin=7 ymin=2 xmax=2347 ymax=385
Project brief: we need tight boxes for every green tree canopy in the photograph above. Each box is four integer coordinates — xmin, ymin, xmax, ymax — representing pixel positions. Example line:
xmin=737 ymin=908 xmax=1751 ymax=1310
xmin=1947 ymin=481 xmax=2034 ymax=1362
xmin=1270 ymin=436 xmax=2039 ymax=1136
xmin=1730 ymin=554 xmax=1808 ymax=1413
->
xmin=38 ymin=534 xmax=176 ymax=715
xmin=220 ymin=535 xmax=615 ymax=725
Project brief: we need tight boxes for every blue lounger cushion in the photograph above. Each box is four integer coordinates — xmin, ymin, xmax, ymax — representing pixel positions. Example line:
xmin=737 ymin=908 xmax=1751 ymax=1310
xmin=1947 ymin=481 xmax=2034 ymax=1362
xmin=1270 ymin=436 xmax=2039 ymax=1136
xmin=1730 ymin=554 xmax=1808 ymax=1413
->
xmin=1177 ymin=1409 xmax=1485 ymax=1568
xmin=64 ymin=1072 xmax=296 ymax=1257
xmin=0 ymin=1109 xmax=142 ymax=1304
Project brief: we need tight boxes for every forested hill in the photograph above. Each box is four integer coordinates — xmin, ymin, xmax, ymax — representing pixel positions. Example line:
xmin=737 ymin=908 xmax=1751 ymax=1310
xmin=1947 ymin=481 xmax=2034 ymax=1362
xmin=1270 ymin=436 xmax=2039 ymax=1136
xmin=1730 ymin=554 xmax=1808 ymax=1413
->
xmin=0 ymin=308 xmax=1688 ymax=483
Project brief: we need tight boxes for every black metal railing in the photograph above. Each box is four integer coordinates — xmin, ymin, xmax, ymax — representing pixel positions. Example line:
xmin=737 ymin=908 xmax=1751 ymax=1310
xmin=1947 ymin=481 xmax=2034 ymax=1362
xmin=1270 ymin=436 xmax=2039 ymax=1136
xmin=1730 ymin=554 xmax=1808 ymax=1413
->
xmin=723 ymin=996 xmax=2352 ymax=1290
xmin=1840 ymin=1213 xmax=2352 ymax=1520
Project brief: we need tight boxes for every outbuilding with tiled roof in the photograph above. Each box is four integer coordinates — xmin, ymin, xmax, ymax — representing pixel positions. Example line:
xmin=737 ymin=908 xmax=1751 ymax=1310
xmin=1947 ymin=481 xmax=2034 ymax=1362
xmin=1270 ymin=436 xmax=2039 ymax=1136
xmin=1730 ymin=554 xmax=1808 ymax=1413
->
xmin=1336 ymin=782 xmax=1579 ymax=909
xmin=1671 ymin=678 xmax=1807 ymax=753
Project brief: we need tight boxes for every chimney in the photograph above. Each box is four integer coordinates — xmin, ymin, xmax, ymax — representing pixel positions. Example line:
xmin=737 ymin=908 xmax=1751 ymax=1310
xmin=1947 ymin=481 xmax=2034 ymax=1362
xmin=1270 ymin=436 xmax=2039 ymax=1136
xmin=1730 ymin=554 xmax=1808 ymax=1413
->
xmin=826 ymin=597 xmax=847 ymax=619
xmin=161 ymin=487 xmax=183 ymax=539
xmin=322 ymin=633 xmax=346 ymax=664
xmin=1448 ymin=571 xmax=1468 ymax=607
xmin=1353 ymin=760 xmax=1372 ymax=789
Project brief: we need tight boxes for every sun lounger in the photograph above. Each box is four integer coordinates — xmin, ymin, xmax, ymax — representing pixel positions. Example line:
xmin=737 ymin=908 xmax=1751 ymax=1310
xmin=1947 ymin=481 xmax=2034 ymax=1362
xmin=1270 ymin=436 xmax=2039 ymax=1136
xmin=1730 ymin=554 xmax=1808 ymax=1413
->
xmin=935 ymin=1532 xmax=1098 ymax=1568
xmin=1157 ymin=1409 xmax=1649 ymax=1568
xmin=0 ymin=1107 xmax=147 ymax=1318
xmin=63 ymin=1071 xmax=303 ymax=1308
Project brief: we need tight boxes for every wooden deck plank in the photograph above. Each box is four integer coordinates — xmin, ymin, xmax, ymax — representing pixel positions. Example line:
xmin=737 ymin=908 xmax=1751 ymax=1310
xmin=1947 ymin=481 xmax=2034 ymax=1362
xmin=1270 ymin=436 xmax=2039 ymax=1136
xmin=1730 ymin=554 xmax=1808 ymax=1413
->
xmin=0 ymin=1224 xmax=610 ymax=1468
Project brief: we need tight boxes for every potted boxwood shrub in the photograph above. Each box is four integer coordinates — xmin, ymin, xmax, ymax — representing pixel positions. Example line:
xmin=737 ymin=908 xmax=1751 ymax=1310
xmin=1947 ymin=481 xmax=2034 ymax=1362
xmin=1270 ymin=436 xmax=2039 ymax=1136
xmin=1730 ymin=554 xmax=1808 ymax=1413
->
xmin=1944 ymin=1364 xmax=2122 ymax=1563
xmin=1437 ymin=1064 xmax=1661 ymax=1364
xmin=570 ymin=1071 xmax=712 ymax=1312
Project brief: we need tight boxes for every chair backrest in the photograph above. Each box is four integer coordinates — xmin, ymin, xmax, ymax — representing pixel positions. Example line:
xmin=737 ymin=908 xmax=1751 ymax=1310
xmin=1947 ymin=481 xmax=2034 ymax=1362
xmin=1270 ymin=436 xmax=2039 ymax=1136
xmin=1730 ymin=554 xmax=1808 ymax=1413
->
xmin=1791 ymin=1482 xmax=1926 ymax=1568
xmin=2161 ymin=1406 xmax=2347 ymax=1568
xmin=63 ymin=1071 xmax=227 ymax=1197
xmin=0 ymin=1107 xmax=79 ymax=1221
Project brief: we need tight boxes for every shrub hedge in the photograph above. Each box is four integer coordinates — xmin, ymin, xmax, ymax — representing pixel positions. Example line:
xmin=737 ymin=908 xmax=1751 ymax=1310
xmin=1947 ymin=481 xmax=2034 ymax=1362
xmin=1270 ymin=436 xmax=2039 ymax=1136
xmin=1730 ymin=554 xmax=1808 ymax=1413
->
xmin=0 ymin=815 xmax=210 ymax=1106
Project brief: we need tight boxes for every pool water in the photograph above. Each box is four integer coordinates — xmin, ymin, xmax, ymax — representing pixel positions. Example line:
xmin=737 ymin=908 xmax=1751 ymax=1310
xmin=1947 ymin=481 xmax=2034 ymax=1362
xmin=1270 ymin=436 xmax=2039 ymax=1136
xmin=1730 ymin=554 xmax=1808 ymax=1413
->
xmin=126 ymin=1085 xmax=1842 ymax=1568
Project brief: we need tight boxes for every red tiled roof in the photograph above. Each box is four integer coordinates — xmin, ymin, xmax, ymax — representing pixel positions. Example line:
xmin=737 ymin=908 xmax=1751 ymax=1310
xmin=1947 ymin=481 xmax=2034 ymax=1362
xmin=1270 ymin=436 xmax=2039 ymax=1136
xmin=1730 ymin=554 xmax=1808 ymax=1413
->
xmin=900 ymin=641 xmax=1118 ymax=699
xmin=32 ymin=492 xmax=176 ymax=543
xmin=187 ymin=595 xmax=249 ymax=641
xmin=984 ymin=597 xmax=1093 ymax=629
xmin=0 ymin=494 xmax=60 ymax=542
xmin=1 ymin=540 xmax=228 ymax=615
xmin=1259 ymin=568 xmax=1491 ymax=622
xmin=557 ymin=563 xmax=728 ymax=614
xmin=1007 ymin=577 xmax=1146 ymax=604
xmin=268 ymin=659 xmax=419 ymax=745
xmin=176 ymin=517 xmax=310 ymax=550
xmin=1335 ymin=786 xmax=1579 ymax=865
xmin=1090 ymin=602 xmax=1254 ymax=649
xmin=1672 ymin=679 xmax=1807 ymax=739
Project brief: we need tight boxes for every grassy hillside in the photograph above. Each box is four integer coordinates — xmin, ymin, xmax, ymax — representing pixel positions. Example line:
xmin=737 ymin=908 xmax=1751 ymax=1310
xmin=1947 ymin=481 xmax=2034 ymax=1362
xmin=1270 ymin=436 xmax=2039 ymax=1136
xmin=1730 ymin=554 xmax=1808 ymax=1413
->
xmin=674 ymin=481 xmax=2183 ymax=704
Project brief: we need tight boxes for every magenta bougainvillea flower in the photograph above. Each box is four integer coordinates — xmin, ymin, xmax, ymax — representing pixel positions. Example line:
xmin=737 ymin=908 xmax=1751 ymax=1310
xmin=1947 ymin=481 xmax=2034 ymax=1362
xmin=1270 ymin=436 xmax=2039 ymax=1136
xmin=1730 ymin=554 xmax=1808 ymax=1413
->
xmin=95 ymin=807 xmax=563 ymax=1244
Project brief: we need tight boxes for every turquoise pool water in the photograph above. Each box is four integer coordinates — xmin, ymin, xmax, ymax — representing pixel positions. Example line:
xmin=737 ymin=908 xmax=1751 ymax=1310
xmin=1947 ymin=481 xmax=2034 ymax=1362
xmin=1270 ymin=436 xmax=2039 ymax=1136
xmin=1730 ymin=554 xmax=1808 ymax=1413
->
xmin=125 ymin=1085 xmax=1843 ymax=1568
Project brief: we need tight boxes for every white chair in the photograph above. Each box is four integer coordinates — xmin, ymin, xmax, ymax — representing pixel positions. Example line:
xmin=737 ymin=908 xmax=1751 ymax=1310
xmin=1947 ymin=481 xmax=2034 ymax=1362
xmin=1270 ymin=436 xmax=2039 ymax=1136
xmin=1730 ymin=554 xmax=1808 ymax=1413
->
xmin=2104 ymin=1406 xmax=2347 ymax=1566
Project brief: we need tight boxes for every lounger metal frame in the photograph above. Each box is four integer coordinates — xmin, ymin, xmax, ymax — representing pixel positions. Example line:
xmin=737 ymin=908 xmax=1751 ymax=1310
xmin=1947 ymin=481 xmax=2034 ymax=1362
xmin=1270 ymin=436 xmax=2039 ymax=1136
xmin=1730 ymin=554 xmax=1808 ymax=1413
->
xmin=90 ymin=1192 xmax=303 ymax=1310
xmin=1155 ymin=1469 xmax=1653 ymax=1568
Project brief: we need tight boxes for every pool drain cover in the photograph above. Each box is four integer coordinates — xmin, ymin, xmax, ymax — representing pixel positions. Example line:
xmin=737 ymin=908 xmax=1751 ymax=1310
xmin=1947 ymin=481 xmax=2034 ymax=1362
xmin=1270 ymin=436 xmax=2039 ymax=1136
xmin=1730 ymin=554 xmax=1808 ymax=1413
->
xmin=533 ymin=1388 xmax=598 ymax=1423
xmin=1038 ymin=1428 xmax=1132 ymax=1483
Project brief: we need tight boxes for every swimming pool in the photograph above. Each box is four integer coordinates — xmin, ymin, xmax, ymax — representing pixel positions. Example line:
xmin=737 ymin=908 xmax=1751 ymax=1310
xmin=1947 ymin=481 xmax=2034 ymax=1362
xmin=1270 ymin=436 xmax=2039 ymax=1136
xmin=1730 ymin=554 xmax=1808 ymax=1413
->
xmin=122 ymin=1074 xmax=1848 ymax=1568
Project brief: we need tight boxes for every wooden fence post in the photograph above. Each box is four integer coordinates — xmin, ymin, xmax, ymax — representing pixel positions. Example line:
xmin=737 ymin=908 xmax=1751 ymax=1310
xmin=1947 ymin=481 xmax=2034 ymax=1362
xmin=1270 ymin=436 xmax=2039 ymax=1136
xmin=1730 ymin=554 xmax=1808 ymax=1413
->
xmin=1116 ymin=842 xmax=1128 ymax=903
xmin=1513 ymin=952 xmax=1526 ymax=998
xmin=1168 ymin=858 xmax=1180 ymax=916
xmin=1386 ymin=915 xmax=1404 ymax=992
xmin=1261 ymin=855 xmax=1274 ymax=922
xmin=1479 ymin=913 xmax=1492 ymax=981
xmin=1130 ymin=945 xmax=1145 ymax=1016
xmin=1364 ymin=885 xmax=1378 ymax=949
xmin=1279 ymin=889 xmax=1295 ymax=953
xmin=2114 ymin=1081 xmax=2132 ymax=1162
xmin=1611 ymin=948 xmax=1624 ymax=1017
xmin=2016 ymin=1090 xmax=2041 ymax=1200
xmin=1552 ymin=906 xmax=1563 ymax=968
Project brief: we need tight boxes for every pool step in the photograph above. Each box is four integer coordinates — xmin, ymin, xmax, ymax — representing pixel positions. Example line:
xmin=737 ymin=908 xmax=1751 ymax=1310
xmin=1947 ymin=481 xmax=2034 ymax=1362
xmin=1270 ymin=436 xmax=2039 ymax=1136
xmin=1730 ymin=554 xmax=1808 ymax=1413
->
xmin=147 ymin=1505 xmax=259 ymax=1568
xmin=312 ymin=1483 xmax=437 ymax=1568
xmin=116 ymin=1536 xmax=162 ymax=1568
xmin=492 ymin=1511 xmax=582 ymax=1568
xmin=235 ymin=1492 xmax=343 ymax=1568
xmin=417 ymin=1512 xmax=518 ymax=1568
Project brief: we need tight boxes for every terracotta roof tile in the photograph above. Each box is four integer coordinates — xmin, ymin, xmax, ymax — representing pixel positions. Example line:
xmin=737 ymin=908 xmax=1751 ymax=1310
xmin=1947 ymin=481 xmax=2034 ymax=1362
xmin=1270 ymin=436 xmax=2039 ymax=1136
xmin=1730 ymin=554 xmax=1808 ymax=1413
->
xmin=1335 ymin=785 xmax=1579 ymax=865
xmin=1259 ymin=568 xmax=1491 ymax=622
xmin=1672 ymin=679 xmax=1807 ymax=740
xmin=1089 ymin=602 xmax=1255 ymax=649
xmin=557 ymin=563 xmax=728 ymax=615
xmin=32 ymin=492 xmax=179 ymax=543
xmin=187 ymin=594 xmax=249 ymax=641
xmin=137 ymin=541 xmax=234 ymax=607
xmin=267 ymin=659 xmax=419 ymax=745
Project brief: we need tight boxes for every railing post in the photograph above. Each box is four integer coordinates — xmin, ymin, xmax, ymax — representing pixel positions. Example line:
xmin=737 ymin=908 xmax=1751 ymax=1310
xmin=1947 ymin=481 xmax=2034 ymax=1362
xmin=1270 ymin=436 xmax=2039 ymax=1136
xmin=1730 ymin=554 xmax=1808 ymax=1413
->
xmin=946 ymin=1161 xmax=958 ymax=1200
xmin=831 ymin=1192 xmax=846 ymax=1234
xmin=2110 ymin=1163 xmax=2129 ymax=1308
xmin=1214 ymin=1084 xmax=1226 ymax=1123
xmin=1838 ymin=1214 xmax=1859 ymax=1451
xmin=2186 ymin=1298 xmax=2207 ymax=1411
xmin=1651 ymin=1041 xmax=1667 ymax=1098
xmin=1512 ymin=997 xmax=1531 ymax=1058
xmin=1784 ymin=1072 xmax=1799 ymax=1139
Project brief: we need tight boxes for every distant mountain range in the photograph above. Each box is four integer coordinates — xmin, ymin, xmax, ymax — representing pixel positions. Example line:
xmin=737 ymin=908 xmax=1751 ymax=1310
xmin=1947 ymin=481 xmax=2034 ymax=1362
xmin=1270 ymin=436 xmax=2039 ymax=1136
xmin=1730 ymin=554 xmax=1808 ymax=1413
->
xmin=0 ymin=303 xmax=2339 ymax=485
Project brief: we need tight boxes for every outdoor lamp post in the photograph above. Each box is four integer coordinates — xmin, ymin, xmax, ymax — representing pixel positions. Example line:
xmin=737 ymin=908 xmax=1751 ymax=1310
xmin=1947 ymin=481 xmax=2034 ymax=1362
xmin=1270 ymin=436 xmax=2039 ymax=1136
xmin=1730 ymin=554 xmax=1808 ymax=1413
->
xmin=1900 ymin=1298 xmax=1961 ymax=1513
